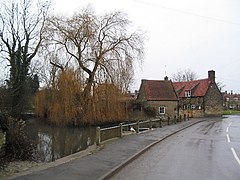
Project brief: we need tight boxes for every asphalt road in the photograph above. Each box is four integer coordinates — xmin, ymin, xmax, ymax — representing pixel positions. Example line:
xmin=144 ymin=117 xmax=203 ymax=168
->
xmin=111 ymin=116 xmax=240 ymax=180
xmin=13 ymin=118 xmax=203 ymax=180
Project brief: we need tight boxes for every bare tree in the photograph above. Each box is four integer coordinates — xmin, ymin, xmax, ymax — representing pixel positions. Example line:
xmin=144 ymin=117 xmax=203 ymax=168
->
xmin=0 ymin=0 xmax=50 ymax=116
xmin=171 ymin=68 xmax=198 ymax=82
xmin=45 ymin=7 xmax=144 ymax=99
xmin=216 ymin=81 xmax=225 ymax=92
xmin=38 ymin=7 xmax=144 ymax=124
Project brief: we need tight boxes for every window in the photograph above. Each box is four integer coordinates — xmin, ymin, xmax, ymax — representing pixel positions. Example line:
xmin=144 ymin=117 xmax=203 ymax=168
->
xmin=226 ymin=97 xmax=229 ymax=102
xmin=191 ymin=105 xmax=196 ymax=109
xmin=234 ymin=97 xmax=238 ymax=102
xmin=185 ymin=90 xmax=191 ymax=97
xmin=159 ymin=106 xmax=165 ymax=114
xmin=183 ymin=104 xmax=191 ymax=110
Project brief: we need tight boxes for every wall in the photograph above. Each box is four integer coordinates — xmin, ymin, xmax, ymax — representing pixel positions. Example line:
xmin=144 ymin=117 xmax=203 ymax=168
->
xmin=179 ymin=109 xmax=204 ymax=118
xmin=204 ymin=82 xmax=223 ymax=116
xmin=178 ymin=97 xmax=204 ymax=118
xmin=145 ymin=100 xmax=178 ymax=119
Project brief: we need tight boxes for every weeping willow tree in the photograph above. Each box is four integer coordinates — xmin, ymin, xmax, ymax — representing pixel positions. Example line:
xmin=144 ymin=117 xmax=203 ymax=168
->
xmin=91 ymin=83 xmax=127 ymax=124
xmin=35 ymin=69 xmax=128 ymax=125
xmin=46 ymin=7 xmax=144 ymax=95
xmin=35 ymin=70 xmax=83 ymax=125
xmin=36 ymin=6 xmax=144 ymax=125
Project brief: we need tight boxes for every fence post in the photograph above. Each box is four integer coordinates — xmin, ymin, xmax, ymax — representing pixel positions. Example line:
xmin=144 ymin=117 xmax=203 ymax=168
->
xmin=119 ymin=123 xmax=123 ymax=138
xmin=159 ymin=117 xmax=162 ymax=128
xmin=184 ymin=114 xmax=186 ymax=121
xmin=149 ymin=119 xmax=152 ymax=129
xmin=136 ymin=121 xmax=140 ymax=133
xmin=96 ymin=127 xmax=101 ymax=146
xmin=174 ymin=116 xmax=177 ymax=124
xmin=168 ymin=116 xmax=170 ymax=125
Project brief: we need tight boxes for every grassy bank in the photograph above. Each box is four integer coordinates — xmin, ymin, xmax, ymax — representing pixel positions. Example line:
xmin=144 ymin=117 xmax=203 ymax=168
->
xmin=223 ymin=110 xmax=240 ymax=115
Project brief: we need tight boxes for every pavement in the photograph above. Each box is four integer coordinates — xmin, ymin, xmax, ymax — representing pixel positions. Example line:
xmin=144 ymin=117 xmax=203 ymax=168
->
xmin=12 ymin=118 xmax=205 ymax=180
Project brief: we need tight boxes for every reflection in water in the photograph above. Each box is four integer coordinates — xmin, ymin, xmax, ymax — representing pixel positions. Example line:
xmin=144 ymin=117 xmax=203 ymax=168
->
xmin=25 ymin=119 xmax=96 ymax=162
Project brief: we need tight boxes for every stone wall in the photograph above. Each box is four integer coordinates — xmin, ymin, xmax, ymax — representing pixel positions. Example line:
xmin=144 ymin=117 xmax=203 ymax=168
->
xmin=178 ymin=97 xmax=204 ymax=118
xmin=179 ymin=109 xmax=204 ymax=118
xmin=145 ymin=100 xmax=178 ymax=119
xmin=204 ymin=82 xmax=223 ymax=116
xmin=0 ymin=131 xmax=6 ymax=157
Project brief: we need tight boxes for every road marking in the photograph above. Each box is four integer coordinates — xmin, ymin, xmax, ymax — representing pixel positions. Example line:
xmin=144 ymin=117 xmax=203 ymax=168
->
xmin=231 ymin=148 xmax=240 ymax=166
xmin=226 ymin=122 xmax=232 ymax=133
xmin=227 ymin=134 xmax=231 ymax=143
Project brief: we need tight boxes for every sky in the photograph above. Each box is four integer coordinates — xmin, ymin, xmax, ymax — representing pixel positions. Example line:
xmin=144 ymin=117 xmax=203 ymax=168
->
xmin=52 ymin=0 xmax=240 ymax=93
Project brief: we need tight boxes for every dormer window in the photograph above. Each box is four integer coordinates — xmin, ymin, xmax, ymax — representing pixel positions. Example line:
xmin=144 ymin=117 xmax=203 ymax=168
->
xmin=185 ymin=90 xmax=191 ymax=97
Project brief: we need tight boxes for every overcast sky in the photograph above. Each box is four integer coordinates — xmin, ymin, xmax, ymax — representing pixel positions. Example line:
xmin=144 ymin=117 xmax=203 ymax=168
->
xmin=53 ymin=0 xmax=240 ymax=93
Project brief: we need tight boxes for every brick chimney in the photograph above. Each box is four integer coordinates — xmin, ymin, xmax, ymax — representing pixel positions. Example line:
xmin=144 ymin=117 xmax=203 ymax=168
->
xmin=208 ymin=70 xmax=215 ymax=82
xmin=164 ymin=76 xmax=169 ymax=81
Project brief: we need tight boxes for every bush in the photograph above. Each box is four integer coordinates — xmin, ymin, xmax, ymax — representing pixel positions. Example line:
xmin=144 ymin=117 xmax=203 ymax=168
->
xmin=143 ymin=106 xmax=157 ymax=117
xmin=4 ymin=117 xmax=36 ymax=161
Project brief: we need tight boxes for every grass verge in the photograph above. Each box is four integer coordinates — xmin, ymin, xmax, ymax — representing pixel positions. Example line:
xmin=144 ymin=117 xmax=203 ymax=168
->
xmin=223 ymin=110 xmax=240 ymax=115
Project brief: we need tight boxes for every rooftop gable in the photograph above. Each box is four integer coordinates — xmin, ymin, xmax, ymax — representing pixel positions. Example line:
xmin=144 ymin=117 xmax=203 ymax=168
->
xmin=223 ymin=93 xmax=240 ymax=99
xmin=172 ymin=78 xmax=210 ymax=97
xmin=139 ymin=79 xmax=178 ymax=101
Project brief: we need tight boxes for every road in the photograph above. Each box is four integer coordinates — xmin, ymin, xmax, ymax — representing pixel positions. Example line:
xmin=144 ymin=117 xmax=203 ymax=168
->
xmin=111 ymin=116 xmax=240 ymax=180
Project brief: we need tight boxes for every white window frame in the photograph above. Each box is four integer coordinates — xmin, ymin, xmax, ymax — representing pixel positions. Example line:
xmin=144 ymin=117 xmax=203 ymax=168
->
xmin=191 ymin=105 xmax=196 ymax=109
xmin=159 ymin=106 xmax=165 ymax=114
xmin=185 ymin=90 xmax=191 ymax=97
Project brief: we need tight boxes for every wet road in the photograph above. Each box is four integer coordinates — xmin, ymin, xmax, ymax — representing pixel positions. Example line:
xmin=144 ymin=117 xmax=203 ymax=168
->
xmin=111 ymin=116 xmax=240 ymax=180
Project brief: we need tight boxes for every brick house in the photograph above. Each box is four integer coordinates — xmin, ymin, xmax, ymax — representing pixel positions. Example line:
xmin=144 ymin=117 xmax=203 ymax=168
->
xmin=223 ymin=91 xmax=240 ymax=110
xmin=136 ymin=78 xmax=178 ymax=119
xmin=172 ymin=70 xmax=223 ymax=117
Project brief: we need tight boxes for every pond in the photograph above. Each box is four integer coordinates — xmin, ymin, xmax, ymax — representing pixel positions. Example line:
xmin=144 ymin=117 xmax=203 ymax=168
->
xmin=25 ymin=119 xmax=96 ymax=162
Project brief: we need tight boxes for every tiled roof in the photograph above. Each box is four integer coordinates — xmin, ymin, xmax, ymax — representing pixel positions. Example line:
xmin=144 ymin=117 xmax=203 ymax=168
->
xmin=223 ymin=93 xmax=240 ymax=100
xmin=142 ymin=80 xmax=178 ymax=101
xmin=172 ymin=78 xmax=210 ymax=97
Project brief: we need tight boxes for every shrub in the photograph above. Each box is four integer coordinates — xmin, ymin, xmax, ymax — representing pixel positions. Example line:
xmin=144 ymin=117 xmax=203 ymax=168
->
xmin=143 ymin=106 xmax=157 ymax=117
xmin=4 ymin=117 xmax=36 ymax=161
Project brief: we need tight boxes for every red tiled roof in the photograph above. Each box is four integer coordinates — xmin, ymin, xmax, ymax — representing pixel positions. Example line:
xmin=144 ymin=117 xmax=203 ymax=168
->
xmin=142 ymin=80 xmax=178 ymax=101
xmin=172 ymin=78 xmax=210 ymax=97
xmin=223 ymin=93 xmax=240 ymax=99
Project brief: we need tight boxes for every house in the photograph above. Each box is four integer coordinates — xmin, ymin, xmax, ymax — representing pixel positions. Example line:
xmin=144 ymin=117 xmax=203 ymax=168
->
xmin=136 ymin=78 xmax=179 ymax=119
xmin=172 ymin=70 xmax=223 ymax=117
xmin=223 ymin=91 xmax=240 ymax=110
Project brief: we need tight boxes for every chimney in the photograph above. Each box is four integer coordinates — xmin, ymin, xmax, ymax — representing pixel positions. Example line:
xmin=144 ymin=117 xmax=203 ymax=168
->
xmin=208 ymin=70 xmax=215 ymax=82
xmin=135 ymin=90 xmax=139 ymax=95
xmin=164 ymin=76 xmax=168 ymax=81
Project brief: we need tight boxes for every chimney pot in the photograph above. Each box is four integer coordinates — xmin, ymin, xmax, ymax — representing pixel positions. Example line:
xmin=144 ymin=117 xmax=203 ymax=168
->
xmin=208 ymin=70 xmax=215 ymax=82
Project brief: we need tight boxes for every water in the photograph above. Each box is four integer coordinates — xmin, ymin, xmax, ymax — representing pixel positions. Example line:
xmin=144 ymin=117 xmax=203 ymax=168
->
xmin=25 ymin=119 xmax=96 ymax=162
